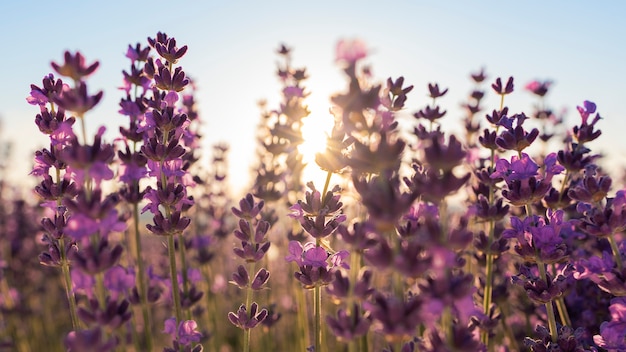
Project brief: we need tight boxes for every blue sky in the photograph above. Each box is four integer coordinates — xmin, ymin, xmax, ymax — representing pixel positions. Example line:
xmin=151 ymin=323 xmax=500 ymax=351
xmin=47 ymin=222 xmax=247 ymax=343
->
xmin=3 ymin=1 xmax=626 ymax=191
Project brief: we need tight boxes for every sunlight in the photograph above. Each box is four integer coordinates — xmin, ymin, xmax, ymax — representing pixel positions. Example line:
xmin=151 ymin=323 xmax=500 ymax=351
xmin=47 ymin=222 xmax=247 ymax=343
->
xmin=298 ymin=109 xmax=335 ymax=184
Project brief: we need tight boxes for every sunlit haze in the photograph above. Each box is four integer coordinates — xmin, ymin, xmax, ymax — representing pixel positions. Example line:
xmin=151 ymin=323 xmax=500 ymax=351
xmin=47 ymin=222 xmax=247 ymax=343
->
xmin=3 ymin=1 xmax=626 ymax=195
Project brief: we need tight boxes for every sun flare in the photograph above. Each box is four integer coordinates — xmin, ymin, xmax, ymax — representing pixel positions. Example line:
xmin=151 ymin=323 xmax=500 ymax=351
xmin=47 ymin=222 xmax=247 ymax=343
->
xmin=298 ymin=110 xmax=335 ymax=183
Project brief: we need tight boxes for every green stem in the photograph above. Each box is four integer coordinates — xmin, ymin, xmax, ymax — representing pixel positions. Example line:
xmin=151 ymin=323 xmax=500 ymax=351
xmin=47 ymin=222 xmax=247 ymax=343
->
xmin=314 ymin=283 xmax=322 ymax=352
xmin=537 ymin=261 xmax=558 ymax=342
xmin=167 ymin=234 xmax=183 ymax=324
xmin=132 ymin=202 xmax=153 ymax=350
xmin=481 ymin=220 xmax=495 ymax=346
xmin=178 ymin=232 xmax=190 ymax=319
xmin=243 ymin=261 xmax=255 ymax=352
xmin=321 ymin=171 xmax=332 ymax=202
xmin=59 ymin=237 xmax=80 ymax=329
xmin=78 ymin=115 xmax=87 ymax=146
xmin=243 ymin=327 xmax=251 ymax=352
xmin=555 ymin=296 xmax=571 ymax=327
xmin=95 ymin=271 xmax=106 ymax=309
xmin=481 ymin=134 xmax=500 ymax=347
xmin=609 ymin=234 xmax=624 ymax=272
xmin=557 ymin=170 xmax=570 ymax=206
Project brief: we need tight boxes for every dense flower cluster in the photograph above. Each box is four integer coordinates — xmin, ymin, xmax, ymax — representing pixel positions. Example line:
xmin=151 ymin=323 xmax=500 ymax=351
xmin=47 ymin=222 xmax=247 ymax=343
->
xmin=5 ymin=34 xmax=624 ymax=352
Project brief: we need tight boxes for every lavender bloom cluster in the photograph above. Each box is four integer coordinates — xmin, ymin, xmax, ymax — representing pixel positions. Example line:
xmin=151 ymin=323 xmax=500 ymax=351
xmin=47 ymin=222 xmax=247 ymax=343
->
xmin=2 ymin=33 xmax=624 ymax=352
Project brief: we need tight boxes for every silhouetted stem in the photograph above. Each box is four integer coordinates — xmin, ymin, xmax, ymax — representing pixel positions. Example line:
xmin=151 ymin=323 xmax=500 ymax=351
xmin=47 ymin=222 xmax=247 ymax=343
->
xmin=167 ymin=234 xmax=183 ymax=324
xmin=537 ymin=260 xmax=558 ymax=342
xmin=59 ymin=237 xmax=80 ymax=329
xmin=609 ymin=234 xmax=624 ymax=272
xmin=132 ymin=201 xmax=153 ymax=350
xmin=314 ymin=282 xmax=322 ymax=352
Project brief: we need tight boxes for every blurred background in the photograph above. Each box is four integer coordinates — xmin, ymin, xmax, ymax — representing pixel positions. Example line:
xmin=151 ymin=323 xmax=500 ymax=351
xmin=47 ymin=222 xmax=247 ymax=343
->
xmin=3 ymin=0 xmax=625 ymax=194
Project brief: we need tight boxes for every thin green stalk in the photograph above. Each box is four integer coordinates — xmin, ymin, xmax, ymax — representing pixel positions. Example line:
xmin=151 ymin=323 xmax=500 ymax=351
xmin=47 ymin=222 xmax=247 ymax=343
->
xmin=481 ymin=220 xmax=495 ymax=346
xmin=132 ymin=201 xmax=153 ymax=350
xmin=167 ymin=234 xmax=183 ymax=324
xmin=95 ymin=271 xmax=107 ymax=309
xmin=243 ymin=261 xmax=255 ymax=352
xmin=314 ymin=283 xmax=322 ymax=352
xmin=59 ymin=237 xmax=80 ymax=329
xmin=359 ymin=334 xmax=369 ymax=352
xmin=608 ymin=234 xmax=624 ymax=272
xmin=202 ymin=266 xmax=221 ymax=352
xmin=178 ymin=232 xmax=190 ymax=319
xmin=555 ymin=296 xmax=571 ymax=327
xmin=537 ymin=260 xmax=558 ymax=342
xmin=54 ymin=167 xmax=80 ymax=330
xmin=295 ymin=283 xmax=309 ymax=352
xmin=321 ymin=171 xmax=332 ymax=201
xmin=549 ymin=264 xmax=571 ymax=327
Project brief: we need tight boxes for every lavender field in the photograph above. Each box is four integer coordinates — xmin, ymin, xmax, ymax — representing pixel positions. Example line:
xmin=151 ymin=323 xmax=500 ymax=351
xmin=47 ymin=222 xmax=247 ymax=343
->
xmin=1 ymin=27 xmax=626 ymax=352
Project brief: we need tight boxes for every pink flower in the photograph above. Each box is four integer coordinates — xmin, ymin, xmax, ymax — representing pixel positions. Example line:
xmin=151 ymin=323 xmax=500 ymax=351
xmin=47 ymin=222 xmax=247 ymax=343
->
xmin=335 ymin=38 xmax=367 ymax=64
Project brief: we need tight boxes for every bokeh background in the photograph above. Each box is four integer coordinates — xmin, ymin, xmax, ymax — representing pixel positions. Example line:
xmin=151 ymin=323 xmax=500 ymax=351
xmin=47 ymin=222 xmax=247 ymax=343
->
xmin=3 ymin=0 xmax=625 ymax=194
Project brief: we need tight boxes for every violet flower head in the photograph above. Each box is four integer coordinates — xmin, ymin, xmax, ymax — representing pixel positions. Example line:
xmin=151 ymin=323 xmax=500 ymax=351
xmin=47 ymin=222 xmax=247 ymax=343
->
xmin=427 ymin=83 xmax=448 ymax=99
xmin=525 ymin=80 xmax=552 ymax=97
xmin=326 ymin=303 xmax=371 ymax=341
xmin=574 ymin=100 xmax=602 ymax=144
xmin=27 ymin=74 xmax=66 ymax=106
xmin=576 ymin=189 xmax=626 ymax=239
xmin=228 ymin=302 xmax=268 ymax=330
xmin=364 ymin=292 xmax=424 ymax=339
xmin=577 ymin=100 xmax=597 ymax=124
xmin=77 ymin=296 xmax=131 ymax=329
xmin=413 ymin=105 xmax=446 ymax=123
xmin=594 ymin=297 xmax=626 ymax=351
xmin=335 ymin=38 xmax=368 ymax=64
xmin=471 ymin=68 xmax=487 ymax=83
xmin=65 ymin=327 xmax=117 ymax=352
xmin=54 ymin=81 xmax=103 ymax=116
xmin=232 ymin=193 xmax=264 ymax=220
xmin=153 ymin=36 xmax=188 ymax=65
xmin=512 ymin=265 xmax=572 ymax=304
xmin=568 ymin=165 xmax=612 ymax=203
xmin=154 ymin=66 xmax=190 ymax=93
xmin=423 ymin=134 xmax=466 ymax=172
xmin=125 ymin=43 xmax=151 ymax=62
xmin=163 ymin=318 xmax=202 ymax=346
xmin=491 ymin=76 xmax=514 ymax=95
xmin=491 ymin=153 xmax=539 ymax=183
xmin=51 ymin=51 xmax=99 ymax=81
xmin=337 ymin=221 xmax=377 ymax=251
xmin=495 ymin=113 xmax=539 ymax=152
xmin=354 ymin=173 xmax=418 ymax=231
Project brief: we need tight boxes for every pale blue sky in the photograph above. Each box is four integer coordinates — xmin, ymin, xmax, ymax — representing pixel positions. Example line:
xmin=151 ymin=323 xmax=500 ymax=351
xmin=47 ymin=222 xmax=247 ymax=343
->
xmin=3 ymin=1 xmax=625 ymax=191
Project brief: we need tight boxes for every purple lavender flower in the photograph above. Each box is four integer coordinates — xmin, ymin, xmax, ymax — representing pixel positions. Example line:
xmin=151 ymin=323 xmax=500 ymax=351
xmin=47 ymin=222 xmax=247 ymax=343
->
xmin=77 ymin=296 xmax=131 ymax=329
xmin=525 ymin=324 xmax=596 ymax=352
xmin=335 ymin=38 xmax=368 ymax=64
xmin=575 ymin=251 xmax=626 ymax=296
xmin=491 ymin=76 xmax=514 ymax=95
xmin=65 ymin=327 xmax=117 ymax=352
xmin=228 ymin=302 xmax=268 ymax=329
xmin=525 ymin=80 xmax=552 ymax=97
xmin=593 ymin=297 xmax=626 ymax=351
xmin=287 ymin=241 xmax=348 ymax=288
xmin=163 ymin=318 xmax=202 ymax=345
xmin=573 ymin=100 xmax=602 ymax=144
xmin=495 ymin=113 xmax=539 ymax=152
xmin=364 ymin=292 xmax=423 ymax=339
xmin=27 ymin=74 xmax=66 ymax=106
xmin=51 ymin=51 xmax=99 ymax=81
xmin=326 ymin=303 xmax=371 ymax=341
